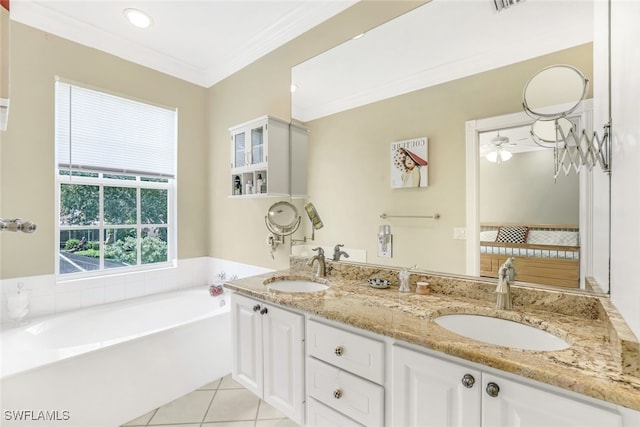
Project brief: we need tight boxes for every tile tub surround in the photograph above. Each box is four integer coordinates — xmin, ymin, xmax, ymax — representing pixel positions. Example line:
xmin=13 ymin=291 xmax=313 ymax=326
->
xmin=224 ymin=258 xmax=640 ymax=412
xmin=0 ymin=257 xmax=273 ymax=325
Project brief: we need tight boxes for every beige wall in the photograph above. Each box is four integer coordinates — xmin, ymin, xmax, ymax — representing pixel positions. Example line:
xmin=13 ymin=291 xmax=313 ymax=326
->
xmin=479 ymin=150 xmax=579 ymax=225
xmin=0 ymin=22 xmax=209 ymax=279
xmin=207 ymin=1 xmax=426 ymax=270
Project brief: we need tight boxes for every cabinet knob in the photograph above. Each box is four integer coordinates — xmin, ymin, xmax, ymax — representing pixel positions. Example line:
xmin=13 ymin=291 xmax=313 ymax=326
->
xmin=333 ymin=389 xmax=343 ymax=399
xmin=461 ymin=374 xmax=475 ymax=389
xmin=334 ymin=346 xmax=344 ymax=356
xmin=253 ymin=304 xmax=261 ymax=312
xmin=486 ymin=382 xmax=500 ymax=397
xmin=260 ymin=307 xmax=268 ymax=315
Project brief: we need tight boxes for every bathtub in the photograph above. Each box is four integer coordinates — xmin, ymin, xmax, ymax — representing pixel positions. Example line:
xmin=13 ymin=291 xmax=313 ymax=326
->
xmin=1 ymin=287 xmax=231 ymax=427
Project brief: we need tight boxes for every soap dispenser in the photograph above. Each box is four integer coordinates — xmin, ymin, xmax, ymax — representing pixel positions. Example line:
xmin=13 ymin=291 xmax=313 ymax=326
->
xmin=398 ymin=269 xmax=410 ymax=293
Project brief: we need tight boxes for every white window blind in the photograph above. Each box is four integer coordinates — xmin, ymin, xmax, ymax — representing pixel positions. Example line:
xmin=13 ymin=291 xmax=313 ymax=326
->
xmin=56 ymin=82 xmax=177 ymax=178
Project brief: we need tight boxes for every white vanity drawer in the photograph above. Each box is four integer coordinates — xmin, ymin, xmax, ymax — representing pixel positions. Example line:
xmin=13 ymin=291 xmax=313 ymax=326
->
xmin=307 ymin=357 xmax=384 ymax=427
xmin=307 ymin=319 xmax=385 ymax=384
xmin=307 ymin=398 xmax=364 ymax=427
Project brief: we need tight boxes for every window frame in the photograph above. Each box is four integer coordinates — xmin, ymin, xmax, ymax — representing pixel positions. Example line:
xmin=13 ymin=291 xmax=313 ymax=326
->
xmin=54 ymin=79 xmax=178 ymax=280
xmin=55 ymin=171 xmax=176 ymax=279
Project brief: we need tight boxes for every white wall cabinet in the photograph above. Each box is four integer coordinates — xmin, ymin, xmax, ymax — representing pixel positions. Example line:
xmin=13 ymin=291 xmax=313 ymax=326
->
xmin=392 ymin=345 xmax=622 ymax=427
xmin=230 ymin=293 xmax=305 ymax=425
xmin=229 ymin=115 xmax=307 ymax=197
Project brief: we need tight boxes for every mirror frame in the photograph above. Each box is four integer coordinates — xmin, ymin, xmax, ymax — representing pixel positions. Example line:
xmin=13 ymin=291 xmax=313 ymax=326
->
xmin=522 ymin=64 xmax=590 ymax=119
xmin=265 ymin=201 xmax=301 ymax=236
xmin=464 ymin=99 xmax=607 ymax=293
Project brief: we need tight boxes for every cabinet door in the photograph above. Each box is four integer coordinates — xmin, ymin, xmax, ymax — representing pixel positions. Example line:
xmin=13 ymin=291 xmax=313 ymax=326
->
xmin=249 ymin=122 xmax=266 ymax=165
xmin=262 ymin=303 xmax=305 ymax=425
xmin=481 ymin=373 xmax=622 ymax=427
xmin=231 ymin=293 xmax=263 ymax=397
xmin=231 ymin=130 xmax=247 ymax=169
xmin=392 ymin=345 xmax=481 ymax=427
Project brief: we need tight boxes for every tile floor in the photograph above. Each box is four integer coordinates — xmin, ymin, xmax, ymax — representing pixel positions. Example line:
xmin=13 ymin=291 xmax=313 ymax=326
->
xmin=122 ymin=374 xmax=300 ymax=427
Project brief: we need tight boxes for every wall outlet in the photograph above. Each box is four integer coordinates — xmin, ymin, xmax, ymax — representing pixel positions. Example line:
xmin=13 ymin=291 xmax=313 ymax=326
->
xmin=377 ymin=236 xmax=392 ymax=258
xmin=453 ymin=227 xmax=466 ymax=240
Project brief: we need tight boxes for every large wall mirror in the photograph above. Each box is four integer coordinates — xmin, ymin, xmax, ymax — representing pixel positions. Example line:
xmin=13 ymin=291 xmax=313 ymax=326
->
xmin=290 ymin=0 xmax=610 ymax=295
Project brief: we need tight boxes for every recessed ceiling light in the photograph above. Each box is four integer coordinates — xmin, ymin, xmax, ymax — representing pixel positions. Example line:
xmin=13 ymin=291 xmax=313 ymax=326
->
xmin=123 ymin=8 xmax=152 ymax=29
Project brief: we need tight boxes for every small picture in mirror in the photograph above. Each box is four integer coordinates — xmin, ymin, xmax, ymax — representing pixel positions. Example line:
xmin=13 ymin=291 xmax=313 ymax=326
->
xmin=391 ymin=137 xmax=428 ymax=188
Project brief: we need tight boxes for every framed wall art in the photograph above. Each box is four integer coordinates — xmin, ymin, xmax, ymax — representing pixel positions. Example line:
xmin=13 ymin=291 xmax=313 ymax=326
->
xmin=391 ymin=137 xmax=428 ymax=189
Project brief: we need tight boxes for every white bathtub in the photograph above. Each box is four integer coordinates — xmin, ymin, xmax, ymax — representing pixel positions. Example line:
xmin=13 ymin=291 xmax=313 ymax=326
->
xmin=1 ymin=287 xmax=232 ymax=427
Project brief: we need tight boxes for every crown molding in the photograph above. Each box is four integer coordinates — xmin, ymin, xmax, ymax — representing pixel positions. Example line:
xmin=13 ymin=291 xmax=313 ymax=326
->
xmin=12 ymin=1 xmax=356 ymax=89
xmin=203 ymin=1 xmax=356 ymax=87
xmin=11 ymin=1 xmax=209 ymax=86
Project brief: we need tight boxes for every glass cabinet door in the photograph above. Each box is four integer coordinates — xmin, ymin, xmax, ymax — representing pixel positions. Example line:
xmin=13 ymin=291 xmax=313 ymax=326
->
xmin=233 ymin=132 xmax=246 ymax=168
xmin=250 ymin=125 xmax=265 ymax=165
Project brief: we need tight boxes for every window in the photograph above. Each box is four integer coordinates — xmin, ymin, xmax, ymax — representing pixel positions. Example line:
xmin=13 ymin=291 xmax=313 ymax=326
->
xmin=55 ymin=81 xmax=177 ymax=277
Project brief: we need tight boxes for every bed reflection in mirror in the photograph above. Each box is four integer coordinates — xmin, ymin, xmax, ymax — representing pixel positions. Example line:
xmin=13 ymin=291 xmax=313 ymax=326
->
xmin=478 ymin=125 xmax=580 ymax=288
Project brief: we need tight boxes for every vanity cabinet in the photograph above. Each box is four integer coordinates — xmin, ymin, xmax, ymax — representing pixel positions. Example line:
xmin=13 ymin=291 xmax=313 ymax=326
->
xmin=230 ymin=293 xmax=305 ymax=425
xmin=306 ymin=319 xmax=385 ymax=427
xmin=392 ymin=345 xmax=622 ymax=427
xmin=392 ymin=345 xmax=480 ymax=427
xmin=229 ymin=115 xmax=307 ymax=197
xmin=481 ymin=372 xmax=622 ymax=427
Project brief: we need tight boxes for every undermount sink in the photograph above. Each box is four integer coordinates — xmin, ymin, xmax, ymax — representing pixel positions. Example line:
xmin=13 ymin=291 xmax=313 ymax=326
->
xmin=266 ymin=279 xmax=329 ymax=293
xmin=435 ymin=314 xmax=569 ymax=351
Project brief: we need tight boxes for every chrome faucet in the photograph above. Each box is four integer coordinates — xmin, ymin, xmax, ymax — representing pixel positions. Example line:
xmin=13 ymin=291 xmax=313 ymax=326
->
xmin=496 ymin=257 xmax=515 ymax=310
xmin=332 ymin=244 xmax=350 ymax=261
xmin=307 ymin=247 xmax=326 ymax=277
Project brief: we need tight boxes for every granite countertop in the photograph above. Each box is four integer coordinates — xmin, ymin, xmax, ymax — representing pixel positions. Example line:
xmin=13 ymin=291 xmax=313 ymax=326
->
xmin=224 ymin=261 xmax=640 ymax=412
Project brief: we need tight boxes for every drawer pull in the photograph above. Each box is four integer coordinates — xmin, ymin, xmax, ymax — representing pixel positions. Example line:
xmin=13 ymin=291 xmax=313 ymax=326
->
xmin=486 ymin=382 xmax=500 ymax=397
xmin=334 ymin=346 xmax=344 ymax=356
xmin=461 ymin=374 xmax=475 ymax=388
xmin=333 ymin=388 xmax=343 ymax=399
xmin=260 ymin=307 xmax=268 ymax=315
xmin=252 ymin=304 xmax=261 ymax=312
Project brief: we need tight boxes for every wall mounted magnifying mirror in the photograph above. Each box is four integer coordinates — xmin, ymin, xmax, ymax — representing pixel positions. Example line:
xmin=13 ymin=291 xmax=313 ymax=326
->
xmin=531 ymin=117 xmax=575 ymax=147
xmin=523 ymin=64 xmax=610 ymax=177
xmin=304 ymin=202 xmax=324 ymax=234
xmin=265 ymin=201 xmax=301 ymax=256
xmin=293 ymin=202 xmax=324 ymax=244
xmin=523 ymin=65 xmax=589 ymax=119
